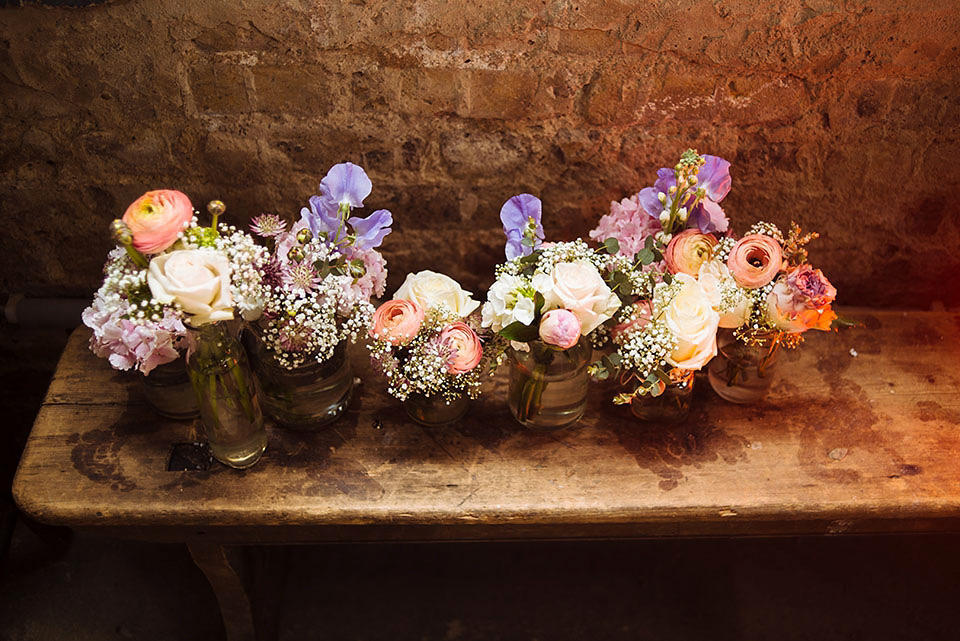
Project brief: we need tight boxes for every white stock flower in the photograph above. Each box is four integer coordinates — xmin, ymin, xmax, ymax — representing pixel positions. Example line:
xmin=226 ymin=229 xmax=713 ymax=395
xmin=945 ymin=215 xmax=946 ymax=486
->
xmin=481 ymin=273 xmax=535 ymax=331
xmin=536 ymin=261 xmax=620 ymax=335
xmin=393 ymin=270 xmax=480 ymax=317
xmin=147 ymin=249 xmax=234 ymax=326
xmin=663 ymin=273 xmax=719 ymax=370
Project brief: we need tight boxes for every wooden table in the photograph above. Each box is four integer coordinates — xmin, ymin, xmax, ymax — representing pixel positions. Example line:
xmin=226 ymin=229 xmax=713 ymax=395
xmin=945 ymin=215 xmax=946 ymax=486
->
xmin=13 ymin=310 xmax=960 ymax=640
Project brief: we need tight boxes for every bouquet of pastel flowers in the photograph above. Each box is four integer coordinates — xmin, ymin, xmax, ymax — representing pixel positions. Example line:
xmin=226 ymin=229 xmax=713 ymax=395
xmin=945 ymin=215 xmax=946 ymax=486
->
xmin=368 ymin=271 xmax=487 ymax=425
xmin=481 ymin=194 xmax=648 ymax=427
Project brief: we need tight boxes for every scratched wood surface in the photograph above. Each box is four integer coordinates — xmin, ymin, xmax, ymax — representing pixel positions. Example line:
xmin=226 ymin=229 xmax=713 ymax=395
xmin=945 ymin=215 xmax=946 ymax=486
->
xmin=12 ymin=310 xmax=960 ymax=541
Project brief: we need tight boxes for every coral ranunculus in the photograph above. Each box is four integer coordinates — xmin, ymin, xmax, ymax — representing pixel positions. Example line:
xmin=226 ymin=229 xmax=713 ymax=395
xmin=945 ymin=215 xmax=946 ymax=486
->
xmin=370 ymin=299 xmax=424 ymax=346
xmin=664 ymin=229 xmax=718 ymax=276
xmin=439 ymin=322 xmax=483 ymax=374
xmin=727 ymin=234 xmax=783 ymax=288
xmin=122 ymin=190 xmax=194 ymax=254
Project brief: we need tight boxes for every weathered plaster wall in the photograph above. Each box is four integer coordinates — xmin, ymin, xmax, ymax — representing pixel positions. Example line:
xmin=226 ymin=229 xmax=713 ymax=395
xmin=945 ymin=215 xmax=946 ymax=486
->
xmin=1 ymin=0 xmax=959 ymax=306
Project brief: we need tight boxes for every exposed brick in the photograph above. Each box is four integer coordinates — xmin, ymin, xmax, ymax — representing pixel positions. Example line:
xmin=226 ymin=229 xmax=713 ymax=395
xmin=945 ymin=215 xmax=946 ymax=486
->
xmin=440 ymin=130 xmax=528 ymax=178
xmin=461 ymin=70 xmax=553 ymax=120
xmin=190 ymin=62 xmax=251 ymax=113
xmin=253 ymin=64 xmax=337 ymax=116
xmin=399 ymin=68 xmax=460 ymax=116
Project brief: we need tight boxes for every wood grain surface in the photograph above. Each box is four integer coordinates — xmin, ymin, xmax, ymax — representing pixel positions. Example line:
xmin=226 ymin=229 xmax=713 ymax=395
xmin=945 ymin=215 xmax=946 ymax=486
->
xmin=13 ymin=310 xmax=960 ymax=541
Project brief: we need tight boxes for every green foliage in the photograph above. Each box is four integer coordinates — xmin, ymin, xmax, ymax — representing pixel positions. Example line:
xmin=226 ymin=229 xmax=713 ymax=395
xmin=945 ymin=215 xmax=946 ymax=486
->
xmin=603 ymin=237 xmax=620 ymax=254
xmin=499 ymin=320 xmax=540 ymax=343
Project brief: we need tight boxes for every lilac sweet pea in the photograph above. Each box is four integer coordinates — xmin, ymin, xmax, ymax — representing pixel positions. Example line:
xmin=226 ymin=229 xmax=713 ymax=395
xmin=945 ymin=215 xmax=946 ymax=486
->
xmin=687 ymin=155 xmax=731 ymax=234
xmin=300 ymin=195 xmax=347 ymax=245
xmin=637 ymin=168 xmax=678 ymax=222
xmin=319 ymin=162 xmax=372 ymax=210
xmin=500 ymin=193 xmax=543 ymax=259
xmin=348 ymin=208 xmax=393 ymax=251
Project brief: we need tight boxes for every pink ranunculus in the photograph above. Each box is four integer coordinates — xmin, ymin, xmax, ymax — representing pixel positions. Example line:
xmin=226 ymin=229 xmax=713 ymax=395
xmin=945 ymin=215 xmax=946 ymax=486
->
xmin=122 ymin=190 xmax=194 ymax=254
xmin=611 ymin=300 xmax=653 ymax=341
xmin=664 ymin=229 xmax=718 ymax=276
xmin=538 ymin=309 xmax=582 ymax=349
xmin=727 ymin=234 xmax=783 ymax=288
xmin=787 ymin=264 xmax=836 ymax=310
xmin=766 ymin=277 xmax=838 ymax=334
xmin=370 ymin=299 xmax=424 ymax=346
xmin=439 ymin=322 xmax=483 ymax=374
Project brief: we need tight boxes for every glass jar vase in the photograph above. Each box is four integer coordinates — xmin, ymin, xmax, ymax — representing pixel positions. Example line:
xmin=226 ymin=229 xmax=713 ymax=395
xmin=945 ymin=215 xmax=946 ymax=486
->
xmin=507 ymin=339 xmax=592 ymax=430
xmin=403 ymin=393 xmax=470 ymax=427
xmin=139 ymin=357 xmax=200 ymax=420
xmin=186 ymin=322 xmax=267 ymax=469
xmin=627 ymin=369 xmax=695 ymax=423
xmin=245 ymin=329 xmax=353 ymax=430
xmin=707 ymin=328 xmax=780 ymax=404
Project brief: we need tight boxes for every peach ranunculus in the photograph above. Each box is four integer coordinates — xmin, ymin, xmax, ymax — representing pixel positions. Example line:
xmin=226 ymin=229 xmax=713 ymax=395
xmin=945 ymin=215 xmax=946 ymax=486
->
xmin=122 ymin=190 xmax=194 ymax=254
xmin=147 ymin=249 xmax=234 ymax=326
xmin=538 ymin=309 xmax=582 ymax=349
xmin=439 ymin=322 xmax=483 ymax=374
xmin=664 ymin=229 xmax=718 ymax=276
xmin=663 ymin=273 xmax=720 ymax=370
xmin=370 ymin=299 xmax=424 ymax=346
xmin=765 ymin=270 xmax=838 ymax=334
xmin=393 ymin=270 xmax=480 ymax=317
xmin=533 ymin=261 xmax=621 ymax=335
xmin=727 ymin=234 xmax=783 ymax=288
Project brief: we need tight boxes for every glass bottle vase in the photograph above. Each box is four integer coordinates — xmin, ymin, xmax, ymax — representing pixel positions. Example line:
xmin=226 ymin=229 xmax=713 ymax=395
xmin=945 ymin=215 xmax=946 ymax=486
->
xmin=186 ymin=322 xmax=267 ymax=469
xmin=507 ymin=339 xmax=591 ymax=430
xmin=628 ymin=369 xmax=695 ymax=423
xmin=245 ymin=330 xmax=353 ymax=430
xmin=707 ymin=328 xmax=781 ymax=404
xmin=139 ymin=357 xmax=200 ymax=420
xmin=404 ymin=393 xmax=470 ymax=427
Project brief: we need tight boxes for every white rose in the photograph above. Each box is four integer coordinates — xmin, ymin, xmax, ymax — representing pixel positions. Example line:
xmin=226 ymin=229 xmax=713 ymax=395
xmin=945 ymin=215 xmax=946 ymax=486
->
xmin=393 ymin=270 xmax=480 ymax=317
xmin=538 ymin=261 xmax=621 ymax=334
xmin=481 ymin=274 xmax=535 ymax=331
xmin=147 ymin=249 xmax=234 ymax=326
xmin=697 ymin=260 xmax=750 ymax=329
xmin=664 ymin=273 xmax=719 ymax=370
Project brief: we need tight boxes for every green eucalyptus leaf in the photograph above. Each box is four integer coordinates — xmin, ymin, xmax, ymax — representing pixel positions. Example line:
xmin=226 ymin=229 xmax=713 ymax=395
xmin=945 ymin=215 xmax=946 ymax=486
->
xmin=604 ymin=237 xmax=620 ymax=254
xmin=636 ymin=249 xmax=654 ymax=265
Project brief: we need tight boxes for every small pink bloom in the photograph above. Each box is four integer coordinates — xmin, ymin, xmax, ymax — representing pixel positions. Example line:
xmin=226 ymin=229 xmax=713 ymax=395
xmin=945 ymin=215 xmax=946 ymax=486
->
xmin=727 ymin=234 xmax=783 ymax=288
xmin=439 ymin=322 xmax=483 ymax=374
xmin=664 ymin=229 xmax=718 ymax=276
xmin=370 ymin=299 xmax=424 ymax=346
xmin=538 ymin=309 xmax=582 ymax=349
xmin=787 ymin=264 xmax=836 ymax=310
xmin=122 ymin=190 xmax=194 ymax=254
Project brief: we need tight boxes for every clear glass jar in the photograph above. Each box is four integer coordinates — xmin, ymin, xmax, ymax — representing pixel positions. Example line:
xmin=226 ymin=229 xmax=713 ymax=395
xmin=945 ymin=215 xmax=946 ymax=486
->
xmin=628 ymin=370 xmax=695 ymax=423
xmin=139 ymin=357 xmax=199 ymax=420
xmin=186 ymin=322 xmax=267 ymax=469
xmin=507 ymin=339 xmax=591 ymax=430
xmin=403 ymin=393 xmax=470 ymax=427
xmin=245 ymin=329 xmax=353 ymax=430
xmin=707 ymin=328 xmax=780 ymax=404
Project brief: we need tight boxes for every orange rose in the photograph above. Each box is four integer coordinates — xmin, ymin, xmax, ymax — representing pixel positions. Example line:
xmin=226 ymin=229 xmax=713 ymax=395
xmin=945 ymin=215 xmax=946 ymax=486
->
xmin=766 ymin=279 xmax=837 ymax=333
xmin=664 ymin=229 xmax=718 ymax=276
xmin=727 ymin=234 xmax=783 ymax=288
xmin=370 ymin=299 xmax=424 ymax=346
xmin=122 ymin=190 xmax=193 ymax=254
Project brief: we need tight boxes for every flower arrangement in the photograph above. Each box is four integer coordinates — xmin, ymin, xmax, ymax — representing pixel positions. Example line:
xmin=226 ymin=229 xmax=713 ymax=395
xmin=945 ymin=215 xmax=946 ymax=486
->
xmin=367 ymin=271 xmax=486 ymax=404
xmin=248 ymin=162 xmax=392 ymax=370
xmin=82 ymin=191 xmax=266 ymax=374
xmin=481 ymin=194 xmax=648 ymax=426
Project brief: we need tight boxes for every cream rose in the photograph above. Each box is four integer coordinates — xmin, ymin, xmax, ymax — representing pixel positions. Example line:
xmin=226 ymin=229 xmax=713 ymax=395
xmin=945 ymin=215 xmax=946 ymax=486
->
xmin=393 ymin=270 xmax=480 ymax=317
xmin=536 ymin=261 xmax=621 ymax=334
xmin=697 ymin=259 xmax=750 ymax=329
xmin=147 ymin=250 xmax=234 ymax=326
xmin=664 ymin=273 xmax=719 ymax=370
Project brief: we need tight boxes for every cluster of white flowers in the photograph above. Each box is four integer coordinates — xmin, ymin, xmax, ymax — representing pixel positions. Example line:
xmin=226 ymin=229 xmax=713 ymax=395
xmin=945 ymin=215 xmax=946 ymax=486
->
xmin=368 ymin=307 xmax=483 ymax=402
xmin=609 ymin=280 xmax=681 ymax=389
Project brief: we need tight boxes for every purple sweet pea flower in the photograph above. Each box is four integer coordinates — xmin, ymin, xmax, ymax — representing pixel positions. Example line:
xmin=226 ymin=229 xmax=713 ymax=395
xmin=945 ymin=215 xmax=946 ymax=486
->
xmin=686 ymin=154 xmax=731 ymax=234
xmin=687 ymin=199 xmax=729 ymax=234
xmin=348 ymin=208 xmax=393 ymax=251
xmin=637 ymin=168 xmax=678 ymax=220
xmin=319 ymin=162 xmax=372 ymax=210
xmin=500 ymin=193 xmax=543 ymax=259
xmin=300 ymin=195 xmax=347 ymax=245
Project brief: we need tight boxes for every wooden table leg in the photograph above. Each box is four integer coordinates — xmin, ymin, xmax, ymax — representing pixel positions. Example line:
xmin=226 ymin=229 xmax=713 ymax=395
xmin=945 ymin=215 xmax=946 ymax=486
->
xmin=188 ymin=542 xmax=257 ymax=641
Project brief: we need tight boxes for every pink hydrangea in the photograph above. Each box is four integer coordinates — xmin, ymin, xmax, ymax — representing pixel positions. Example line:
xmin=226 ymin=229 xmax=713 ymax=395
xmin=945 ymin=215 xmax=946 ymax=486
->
xmin=589 ymin=195 xmax=661 ymax=261
xmin=83 ymin=297 xmax=185 ymax=374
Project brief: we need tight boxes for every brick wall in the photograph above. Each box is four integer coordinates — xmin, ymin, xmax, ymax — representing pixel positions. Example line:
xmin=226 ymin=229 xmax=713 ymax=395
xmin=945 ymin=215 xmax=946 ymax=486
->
xmin=1 ymin=0 xmax=959 ymax=307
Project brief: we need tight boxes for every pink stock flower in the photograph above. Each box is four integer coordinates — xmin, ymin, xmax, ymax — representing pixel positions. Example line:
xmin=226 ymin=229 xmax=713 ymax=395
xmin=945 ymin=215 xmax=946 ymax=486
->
xmin=122 ymin=190 xmax=193 ymax=254
xmin=370 ymin=299 xmax=424 ymax=346
xmin=664 ymin=229 xmax=718 ymax=276
xmin=727 ymin=234 xmax=783 ymax=288
xmin=538 ymin=309 xmax=582 ymax=349
xmin=589 ymin=195 xmax=661 ymax=261
xmin=439 ymin=322 xmax=483 ymax=374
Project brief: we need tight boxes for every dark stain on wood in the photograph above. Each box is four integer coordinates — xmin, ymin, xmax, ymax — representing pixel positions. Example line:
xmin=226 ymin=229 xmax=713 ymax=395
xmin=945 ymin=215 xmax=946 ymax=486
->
xmin=70 ymin=427 xmax=138 ymax=492
xmin=862 ymin=315 xmax=883 ymax=330
xmin=916 ymin=401 xmax=960 ymax=424
xmin=905 ymin=321 xmax=942 ymax=347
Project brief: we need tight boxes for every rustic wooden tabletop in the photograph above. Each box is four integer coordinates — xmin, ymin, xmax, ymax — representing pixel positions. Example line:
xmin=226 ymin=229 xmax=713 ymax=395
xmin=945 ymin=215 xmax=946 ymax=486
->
xmin=13 ymin=310 xmax=960 ymax=542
